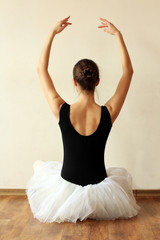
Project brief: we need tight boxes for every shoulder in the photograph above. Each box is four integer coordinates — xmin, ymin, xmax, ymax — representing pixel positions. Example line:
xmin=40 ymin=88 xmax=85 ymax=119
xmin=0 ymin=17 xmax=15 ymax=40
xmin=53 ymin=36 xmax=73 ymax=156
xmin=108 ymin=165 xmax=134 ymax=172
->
xmin=51 ymin=99 xmax=66 ymax=123
xmin=104 ymin=104 xmax=113 ymax=125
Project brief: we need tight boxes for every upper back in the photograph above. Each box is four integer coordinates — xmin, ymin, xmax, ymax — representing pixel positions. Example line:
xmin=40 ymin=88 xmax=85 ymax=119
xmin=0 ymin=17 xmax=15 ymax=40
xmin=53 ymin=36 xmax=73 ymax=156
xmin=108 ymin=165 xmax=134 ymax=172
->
xmin=69 ymin=103 xmax=104 ymax=137
xmin=58 ymin=102 xmax=112 ymax=138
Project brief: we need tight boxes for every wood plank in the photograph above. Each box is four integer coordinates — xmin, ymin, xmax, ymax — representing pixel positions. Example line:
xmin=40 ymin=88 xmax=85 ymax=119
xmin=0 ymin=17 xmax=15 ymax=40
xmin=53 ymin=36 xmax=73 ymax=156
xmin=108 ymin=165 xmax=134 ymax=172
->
xmin=0 ymin=196 xmax=160 ymax=240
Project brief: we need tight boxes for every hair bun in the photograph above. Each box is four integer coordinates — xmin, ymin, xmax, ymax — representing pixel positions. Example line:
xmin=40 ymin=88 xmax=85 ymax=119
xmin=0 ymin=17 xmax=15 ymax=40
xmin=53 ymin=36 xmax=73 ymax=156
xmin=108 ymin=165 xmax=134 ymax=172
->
xmin=83 ymin=68 xmax=92 ymax=78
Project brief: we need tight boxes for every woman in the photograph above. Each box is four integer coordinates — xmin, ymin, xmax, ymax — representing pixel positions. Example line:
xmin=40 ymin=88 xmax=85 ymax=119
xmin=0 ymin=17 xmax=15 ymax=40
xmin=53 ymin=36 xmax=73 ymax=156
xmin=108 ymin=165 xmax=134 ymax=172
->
xmin=26 ymin=16 xmax=141 ymax=223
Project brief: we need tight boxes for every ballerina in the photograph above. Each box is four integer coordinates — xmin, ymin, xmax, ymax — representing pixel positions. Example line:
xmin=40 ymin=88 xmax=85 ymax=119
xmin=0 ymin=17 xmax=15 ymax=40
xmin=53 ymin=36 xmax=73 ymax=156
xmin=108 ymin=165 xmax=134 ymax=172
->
xmin=26 ymin=16 xmax=141 ymax=223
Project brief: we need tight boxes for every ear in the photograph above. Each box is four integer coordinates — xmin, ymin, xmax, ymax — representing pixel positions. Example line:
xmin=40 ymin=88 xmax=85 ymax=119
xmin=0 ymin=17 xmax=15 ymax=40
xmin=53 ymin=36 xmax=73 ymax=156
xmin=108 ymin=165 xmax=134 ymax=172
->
xmin=73 ymin=79 xmax=77 ymax=86
xmin=96 ymin=79 xmax=100 ymax=86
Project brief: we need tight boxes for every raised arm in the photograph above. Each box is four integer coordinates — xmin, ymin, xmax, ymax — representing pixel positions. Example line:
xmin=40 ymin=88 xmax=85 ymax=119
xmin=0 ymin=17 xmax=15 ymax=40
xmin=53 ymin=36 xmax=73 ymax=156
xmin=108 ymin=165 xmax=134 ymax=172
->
xmin=98 ymin=18 xmax=134 ymax=124
xmin=37 ymin=16 xmax=72 ymax=122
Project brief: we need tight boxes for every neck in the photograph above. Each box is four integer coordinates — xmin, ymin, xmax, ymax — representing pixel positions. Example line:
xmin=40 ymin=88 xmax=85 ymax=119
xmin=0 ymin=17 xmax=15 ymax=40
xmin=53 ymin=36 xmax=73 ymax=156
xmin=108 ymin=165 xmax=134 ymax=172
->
xmin=76 ymin=90 xmax=96 ymax=105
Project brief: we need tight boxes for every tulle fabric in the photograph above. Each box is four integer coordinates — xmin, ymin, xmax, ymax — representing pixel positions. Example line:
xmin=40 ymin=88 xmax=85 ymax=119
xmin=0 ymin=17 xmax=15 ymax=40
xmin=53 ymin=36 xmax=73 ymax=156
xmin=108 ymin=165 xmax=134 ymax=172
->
xmin=25 ymin=160 xmax=141 ymax=223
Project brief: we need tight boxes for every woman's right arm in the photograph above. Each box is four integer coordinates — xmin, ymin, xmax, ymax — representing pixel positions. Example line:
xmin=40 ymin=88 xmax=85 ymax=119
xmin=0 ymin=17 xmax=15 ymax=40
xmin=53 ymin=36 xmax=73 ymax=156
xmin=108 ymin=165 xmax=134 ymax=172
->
xmin=98 ymin=18 xmax=134 ymax=124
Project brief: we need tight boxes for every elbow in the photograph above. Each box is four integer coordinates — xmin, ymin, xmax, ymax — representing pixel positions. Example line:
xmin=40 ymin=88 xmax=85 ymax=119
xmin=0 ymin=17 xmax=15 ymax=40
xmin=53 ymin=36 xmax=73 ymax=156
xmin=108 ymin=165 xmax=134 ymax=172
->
xmin=124 ymin=68 xmax=134 ymax=75
xmin=130 ymin=68 xmax=134 ymax=74
xmin=129 ymin=65 xmax=134 ymax=74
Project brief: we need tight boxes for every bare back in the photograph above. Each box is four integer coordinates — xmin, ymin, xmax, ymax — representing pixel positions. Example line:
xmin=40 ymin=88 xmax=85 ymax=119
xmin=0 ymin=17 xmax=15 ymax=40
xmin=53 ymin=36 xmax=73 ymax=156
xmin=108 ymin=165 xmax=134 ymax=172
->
xmin=69 ymin=103 xmax=112 ymax=137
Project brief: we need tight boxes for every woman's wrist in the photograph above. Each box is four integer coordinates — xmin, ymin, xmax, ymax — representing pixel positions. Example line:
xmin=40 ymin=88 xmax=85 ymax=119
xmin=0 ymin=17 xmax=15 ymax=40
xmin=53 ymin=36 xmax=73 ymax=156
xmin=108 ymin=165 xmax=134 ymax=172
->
xmin=52 ymin=30 xmax=57 ymax=36
xmin=115 ymin=30 xmax=121 ymax=36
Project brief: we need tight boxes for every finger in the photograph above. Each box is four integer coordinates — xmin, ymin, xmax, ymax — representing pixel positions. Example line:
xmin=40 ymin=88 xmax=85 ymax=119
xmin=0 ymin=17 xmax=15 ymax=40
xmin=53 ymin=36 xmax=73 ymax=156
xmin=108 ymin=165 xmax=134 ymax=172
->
xmin=65 ymin=22 xmax=72 ymax=25
xmin=61 ymin=16 xmax=70 ymax=23
xmin=63 ymin=16 xmax=70 ymax=21
xmin=99 ymin=17 xmax=108 ymax=21
xmin=99 ymin=17 xmax=107 ymax=22
xmin=63 ymin=24 xmax=71 ymax=30
xmin=99 ymin=17 xmax=109 ymax=23
xmin=98 ymin=25 xmax=108 ymax=28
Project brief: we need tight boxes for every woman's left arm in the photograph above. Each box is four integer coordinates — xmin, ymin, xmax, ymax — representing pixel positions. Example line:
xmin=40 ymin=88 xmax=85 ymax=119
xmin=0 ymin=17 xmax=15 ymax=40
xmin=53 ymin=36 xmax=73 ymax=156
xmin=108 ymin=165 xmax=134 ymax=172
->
xmin=37 ymin=16 xmax=72 ymax=122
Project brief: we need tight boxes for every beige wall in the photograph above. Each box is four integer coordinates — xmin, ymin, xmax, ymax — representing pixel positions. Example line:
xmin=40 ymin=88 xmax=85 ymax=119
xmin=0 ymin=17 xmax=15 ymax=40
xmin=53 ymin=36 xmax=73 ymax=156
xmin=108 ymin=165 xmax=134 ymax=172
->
xmin=0 ymin=0 xmax=160 ymax=189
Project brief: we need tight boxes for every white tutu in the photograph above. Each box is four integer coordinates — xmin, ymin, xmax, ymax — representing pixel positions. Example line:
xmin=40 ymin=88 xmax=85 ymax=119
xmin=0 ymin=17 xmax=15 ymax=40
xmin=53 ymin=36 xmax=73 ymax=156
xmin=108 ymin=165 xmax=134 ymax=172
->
xmin=25 ymin=160 xmax=141 ymax=223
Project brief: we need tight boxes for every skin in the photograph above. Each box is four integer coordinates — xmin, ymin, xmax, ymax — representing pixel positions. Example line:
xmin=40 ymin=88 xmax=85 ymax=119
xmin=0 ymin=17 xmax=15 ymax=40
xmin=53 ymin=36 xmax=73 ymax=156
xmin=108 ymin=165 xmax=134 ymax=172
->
xmin=37 ymin=16 xmax=133 ymax=136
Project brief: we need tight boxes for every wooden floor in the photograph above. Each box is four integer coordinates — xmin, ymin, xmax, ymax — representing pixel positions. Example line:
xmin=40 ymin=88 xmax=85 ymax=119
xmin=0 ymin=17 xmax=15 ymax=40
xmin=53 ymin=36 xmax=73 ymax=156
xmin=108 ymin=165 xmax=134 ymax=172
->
xmin=0 ymin=195 xmax=160 ymax=240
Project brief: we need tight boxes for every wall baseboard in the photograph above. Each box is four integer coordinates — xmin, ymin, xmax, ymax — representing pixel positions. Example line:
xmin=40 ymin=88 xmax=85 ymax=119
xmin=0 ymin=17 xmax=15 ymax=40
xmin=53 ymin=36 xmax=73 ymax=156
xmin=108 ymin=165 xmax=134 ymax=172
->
xmin=0 ymin=189 xmax=26 ymax=196
xmin=0 ymin=189 xmax=160 ymax=198
xmin=133 ymin=189 xmax=160 ymax=199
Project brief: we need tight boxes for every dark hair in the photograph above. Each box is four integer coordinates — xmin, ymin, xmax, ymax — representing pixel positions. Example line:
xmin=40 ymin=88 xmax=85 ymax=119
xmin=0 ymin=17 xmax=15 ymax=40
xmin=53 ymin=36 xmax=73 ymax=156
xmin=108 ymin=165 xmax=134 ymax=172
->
xmin=73 ymin=59 xmax=99 ymax=93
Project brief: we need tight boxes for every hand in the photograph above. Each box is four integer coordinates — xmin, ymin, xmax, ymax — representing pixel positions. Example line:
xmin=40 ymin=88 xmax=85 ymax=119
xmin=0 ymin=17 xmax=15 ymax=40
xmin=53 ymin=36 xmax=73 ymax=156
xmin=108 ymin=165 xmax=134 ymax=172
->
xmin=53 ymin=16 xmax=72 ymax=34
xmin=98 ymin=18 xmax=119 ymax=35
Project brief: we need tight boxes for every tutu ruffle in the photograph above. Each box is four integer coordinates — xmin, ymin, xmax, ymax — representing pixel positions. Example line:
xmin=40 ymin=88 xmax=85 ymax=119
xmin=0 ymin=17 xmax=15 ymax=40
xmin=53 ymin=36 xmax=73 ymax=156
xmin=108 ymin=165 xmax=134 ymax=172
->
xmin=26 ymin=160 xmax=141 ymax=223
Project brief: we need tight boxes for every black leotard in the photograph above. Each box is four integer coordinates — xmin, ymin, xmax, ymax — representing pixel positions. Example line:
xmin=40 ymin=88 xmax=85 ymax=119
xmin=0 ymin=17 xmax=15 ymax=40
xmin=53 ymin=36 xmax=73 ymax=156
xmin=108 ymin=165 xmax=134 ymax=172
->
xmin=58 ymin=102 xmax=112 ymax=186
